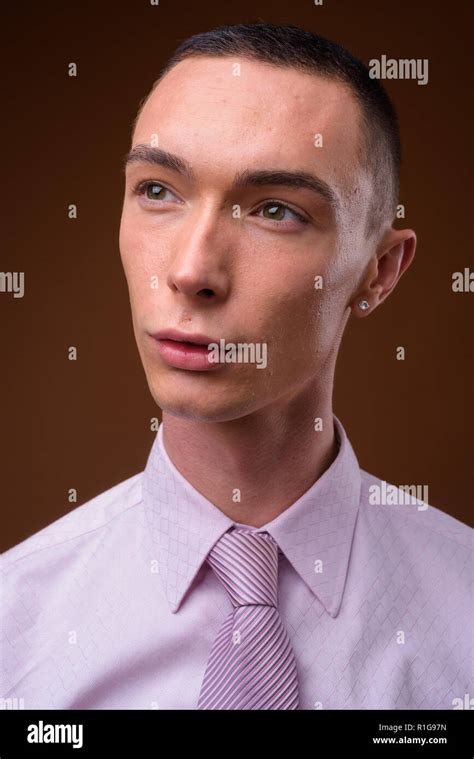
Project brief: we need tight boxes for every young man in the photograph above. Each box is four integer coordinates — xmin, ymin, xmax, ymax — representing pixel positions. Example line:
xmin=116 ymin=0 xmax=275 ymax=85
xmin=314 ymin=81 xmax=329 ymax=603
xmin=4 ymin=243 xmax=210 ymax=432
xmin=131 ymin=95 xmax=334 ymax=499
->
xmin=1 ymin=24 xmax=471 ymax=711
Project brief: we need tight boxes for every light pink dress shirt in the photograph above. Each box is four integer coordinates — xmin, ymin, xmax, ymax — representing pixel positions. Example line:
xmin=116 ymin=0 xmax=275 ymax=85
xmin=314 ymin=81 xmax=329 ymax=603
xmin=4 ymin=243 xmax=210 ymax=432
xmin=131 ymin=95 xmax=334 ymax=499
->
xmin=1 ymin=416 xmax=472 ymax=709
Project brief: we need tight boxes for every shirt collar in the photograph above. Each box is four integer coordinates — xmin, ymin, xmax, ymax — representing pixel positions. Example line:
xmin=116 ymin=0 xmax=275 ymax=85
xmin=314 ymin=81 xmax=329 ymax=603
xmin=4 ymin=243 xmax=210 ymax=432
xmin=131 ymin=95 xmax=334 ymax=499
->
xmin=142 ymin=414 xmax=361 ymax=618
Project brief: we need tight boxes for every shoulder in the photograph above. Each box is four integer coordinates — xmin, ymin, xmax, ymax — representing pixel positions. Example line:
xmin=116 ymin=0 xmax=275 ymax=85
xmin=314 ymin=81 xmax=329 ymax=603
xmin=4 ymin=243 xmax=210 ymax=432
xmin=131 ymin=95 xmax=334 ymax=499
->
xmin=358 ymin=469 xmax=472 ymax=576
xmin=1 ymin=471 xmax=144 ymax=571
xmin=359 ymin=468 xmax=472 ymax=541
xmin=0 ymin=471 xmax=147 ymax=702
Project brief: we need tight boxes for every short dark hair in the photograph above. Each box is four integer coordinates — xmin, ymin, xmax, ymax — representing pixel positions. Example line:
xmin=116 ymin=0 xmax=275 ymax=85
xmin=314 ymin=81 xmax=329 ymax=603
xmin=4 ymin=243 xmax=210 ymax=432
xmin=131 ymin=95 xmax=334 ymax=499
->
xmin=134 ymin=23 xmax=401 ymax=238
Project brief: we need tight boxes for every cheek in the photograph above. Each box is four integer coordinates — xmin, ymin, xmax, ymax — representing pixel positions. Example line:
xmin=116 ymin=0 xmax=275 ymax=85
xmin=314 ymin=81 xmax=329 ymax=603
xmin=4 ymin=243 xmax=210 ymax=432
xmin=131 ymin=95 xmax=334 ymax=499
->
xmin=261 ymin=270 xmax=346 ymax=369
xmin=118 ymin=208 xmax=134 ymax=266
xmin=120 ymin=206 xmax=159 ymax=269
xmin=119 ymin=220 xmax=160 ymax=307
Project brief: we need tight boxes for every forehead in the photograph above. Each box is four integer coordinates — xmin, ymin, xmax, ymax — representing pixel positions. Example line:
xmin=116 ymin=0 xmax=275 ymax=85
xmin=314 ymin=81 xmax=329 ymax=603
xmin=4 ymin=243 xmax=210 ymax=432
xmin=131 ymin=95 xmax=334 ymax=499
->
xmin=133 ymin=56 xmax=365 ymax=197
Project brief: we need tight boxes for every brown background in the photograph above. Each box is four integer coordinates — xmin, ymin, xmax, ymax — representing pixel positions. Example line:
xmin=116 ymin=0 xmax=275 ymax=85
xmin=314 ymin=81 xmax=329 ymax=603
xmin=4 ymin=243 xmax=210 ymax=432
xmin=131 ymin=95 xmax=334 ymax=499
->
xmin=1 ymin=0 xmax=472 ymax=552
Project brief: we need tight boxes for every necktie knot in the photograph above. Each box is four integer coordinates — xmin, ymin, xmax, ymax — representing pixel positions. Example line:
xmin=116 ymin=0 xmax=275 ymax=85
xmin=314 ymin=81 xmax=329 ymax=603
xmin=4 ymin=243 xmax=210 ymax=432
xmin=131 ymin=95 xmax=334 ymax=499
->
xmin=207 ymin=528 xmax=279 ymax=608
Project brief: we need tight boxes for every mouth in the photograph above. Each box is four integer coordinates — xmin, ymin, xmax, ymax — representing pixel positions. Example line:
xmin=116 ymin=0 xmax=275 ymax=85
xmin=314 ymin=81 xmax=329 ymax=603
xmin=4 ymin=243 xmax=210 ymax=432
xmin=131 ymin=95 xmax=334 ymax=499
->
xmin=150 ymin=329 xmax=222 ymax=371
xmin=152 ymin=329 xmax=217 ymax=346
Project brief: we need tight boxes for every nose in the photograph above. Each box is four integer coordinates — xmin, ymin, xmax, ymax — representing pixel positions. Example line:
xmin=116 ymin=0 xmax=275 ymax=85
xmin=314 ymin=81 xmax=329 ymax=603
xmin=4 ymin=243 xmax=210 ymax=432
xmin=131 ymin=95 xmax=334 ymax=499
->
xmin=166 ymin=204 xmax=231 ymax=301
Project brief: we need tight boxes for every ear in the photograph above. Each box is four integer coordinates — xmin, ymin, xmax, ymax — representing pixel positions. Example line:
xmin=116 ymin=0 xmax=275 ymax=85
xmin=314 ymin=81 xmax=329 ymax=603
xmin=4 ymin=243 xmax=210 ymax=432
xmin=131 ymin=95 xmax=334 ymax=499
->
xmin=351 ymin=228 xmax=417 ymax=317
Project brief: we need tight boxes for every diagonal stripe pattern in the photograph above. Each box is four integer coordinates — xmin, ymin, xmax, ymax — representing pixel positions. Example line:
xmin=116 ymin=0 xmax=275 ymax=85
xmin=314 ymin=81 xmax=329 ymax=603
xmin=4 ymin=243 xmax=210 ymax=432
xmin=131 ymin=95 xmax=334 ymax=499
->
xmin=197 ymin=527 xmax=300 ymax=710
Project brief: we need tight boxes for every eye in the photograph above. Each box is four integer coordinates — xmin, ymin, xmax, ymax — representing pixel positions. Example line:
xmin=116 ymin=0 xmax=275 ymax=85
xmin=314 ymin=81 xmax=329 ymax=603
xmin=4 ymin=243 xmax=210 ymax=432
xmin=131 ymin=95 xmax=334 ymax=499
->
xmin=255 ymin=201 xmax=308 ymax=225
xmin=133 ymin=180 xmax=179 ymax=203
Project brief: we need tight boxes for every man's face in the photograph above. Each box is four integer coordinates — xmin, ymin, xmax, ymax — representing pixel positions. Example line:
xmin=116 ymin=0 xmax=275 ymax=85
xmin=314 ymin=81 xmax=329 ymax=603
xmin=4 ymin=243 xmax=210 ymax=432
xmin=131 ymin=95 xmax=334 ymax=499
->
xmin=119 ymin=56 xmax=373 ymax=422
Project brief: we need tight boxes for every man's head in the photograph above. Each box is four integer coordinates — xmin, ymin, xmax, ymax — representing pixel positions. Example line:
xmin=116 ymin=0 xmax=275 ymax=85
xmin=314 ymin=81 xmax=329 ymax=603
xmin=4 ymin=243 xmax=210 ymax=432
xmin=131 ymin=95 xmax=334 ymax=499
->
xmin=119 ymin=23 xmax=416 ymax=423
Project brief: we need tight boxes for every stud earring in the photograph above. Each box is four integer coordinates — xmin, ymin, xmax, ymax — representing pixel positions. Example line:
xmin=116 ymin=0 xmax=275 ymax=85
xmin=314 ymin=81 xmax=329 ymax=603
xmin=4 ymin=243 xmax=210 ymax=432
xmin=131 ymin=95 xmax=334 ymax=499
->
xmin=358 ymin=300 xmax=370 ymax=310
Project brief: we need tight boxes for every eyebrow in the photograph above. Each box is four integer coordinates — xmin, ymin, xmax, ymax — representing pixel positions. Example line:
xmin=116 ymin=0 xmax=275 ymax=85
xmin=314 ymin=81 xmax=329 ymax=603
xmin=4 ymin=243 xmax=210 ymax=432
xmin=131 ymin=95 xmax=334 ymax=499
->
xmin=123 ymin=144 xmax=340 ymax=210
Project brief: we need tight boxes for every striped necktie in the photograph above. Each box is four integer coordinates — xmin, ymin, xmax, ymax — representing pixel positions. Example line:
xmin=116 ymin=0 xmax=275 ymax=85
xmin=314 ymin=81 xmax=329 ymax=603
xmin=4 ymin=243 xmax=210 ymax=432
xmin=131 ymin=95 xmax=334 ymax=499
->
xmin=197 ymin=526 xmax=300 ymax=709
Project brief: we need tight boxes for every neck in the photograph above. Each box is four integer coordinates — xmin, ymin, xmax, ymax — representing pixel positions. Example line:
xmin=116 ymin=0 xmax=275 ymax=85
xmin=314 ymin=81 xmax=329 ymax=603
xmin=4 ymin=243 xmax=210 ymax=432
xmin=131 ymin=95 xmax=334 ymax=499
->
xmin=160 ymin=382 xmax=337 ymax=528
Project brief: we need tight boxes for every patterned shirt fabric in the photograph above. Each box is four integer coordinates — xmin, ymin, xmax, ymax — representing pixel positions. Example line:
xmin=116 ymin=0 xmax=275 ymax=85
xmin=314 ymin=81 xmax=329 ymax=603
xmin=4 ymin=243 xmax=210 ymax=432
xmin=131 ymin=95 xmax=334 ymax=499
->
xmin=1 ymin=416 xmax=472 ymax=710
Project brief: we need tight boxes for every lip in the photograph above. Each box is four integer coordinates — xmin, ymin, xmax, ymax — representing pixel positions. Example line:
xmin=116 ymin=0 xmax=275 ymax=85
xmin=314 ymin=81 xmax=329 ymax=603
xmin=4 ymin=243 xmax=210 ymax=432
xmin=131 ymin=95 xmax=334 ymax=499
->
xmin=152 ymin=329 xmax=219 ymax=345
xmin=150 ymin=329 xmax=222 ymax=371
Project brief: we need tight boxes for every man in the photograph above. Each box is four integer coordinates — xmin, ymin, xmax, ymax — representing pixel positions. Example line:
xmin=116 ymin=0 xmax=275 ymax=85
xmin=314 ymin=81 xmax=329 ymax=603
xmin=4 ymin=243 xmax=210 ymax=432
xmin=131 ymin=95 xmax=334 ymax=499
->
xmin=1 ymin=23 xmax=471 ymax=710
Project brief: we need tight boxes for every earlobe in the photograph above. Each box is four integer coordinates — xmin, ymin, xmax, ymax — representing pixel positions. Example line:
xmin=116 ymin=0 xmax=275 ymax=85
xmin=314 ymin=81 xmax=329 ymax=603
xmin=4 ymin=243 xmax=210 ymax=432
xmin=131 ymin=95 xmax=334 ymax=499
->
xmin=349 ymin=298 xmax=372 ymax=317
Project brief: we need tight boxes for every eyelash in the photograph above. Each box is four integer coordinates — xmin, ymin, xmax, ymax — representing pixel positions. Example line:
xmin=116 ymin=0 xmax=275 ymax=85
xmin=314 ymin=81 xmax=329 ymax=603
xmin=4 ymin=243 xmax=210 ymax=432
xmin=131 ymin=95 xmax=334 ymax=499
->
xmin=132 ymin=180 xmax=309 ymax=225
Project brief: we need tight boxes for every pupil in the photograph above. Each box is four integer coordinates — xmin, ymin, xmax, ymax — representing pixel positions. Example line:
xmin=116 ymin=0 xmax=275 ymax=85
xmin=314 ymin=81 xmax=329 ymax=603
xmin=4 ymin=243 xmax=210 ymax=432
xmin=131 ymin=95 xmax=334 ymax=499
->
xmin=267 ymin=204 xmax=283 ymax=219
xmin=149 ymin=184 xmax=162 ymax=198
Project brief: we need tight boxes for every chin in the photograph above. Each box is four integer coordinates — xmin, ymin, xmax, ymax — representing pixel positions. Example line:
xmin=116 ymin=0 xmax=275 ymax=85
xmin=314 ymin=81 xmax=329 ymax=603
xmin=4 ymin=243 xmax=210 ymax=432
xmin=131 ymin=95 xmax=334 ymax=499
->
xmin=146 ymin=374 xmax=263 ymax=423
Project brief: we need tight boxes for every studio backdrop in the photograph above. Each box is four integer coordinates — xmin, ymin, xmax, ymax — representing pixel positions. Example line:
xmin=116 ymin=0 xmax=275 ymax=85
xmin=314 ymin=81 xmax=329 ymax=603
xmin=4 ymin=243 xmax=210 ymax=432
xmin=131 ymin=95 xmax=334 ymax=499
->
xmin=1 ymin=0 xmax=472 ymax=551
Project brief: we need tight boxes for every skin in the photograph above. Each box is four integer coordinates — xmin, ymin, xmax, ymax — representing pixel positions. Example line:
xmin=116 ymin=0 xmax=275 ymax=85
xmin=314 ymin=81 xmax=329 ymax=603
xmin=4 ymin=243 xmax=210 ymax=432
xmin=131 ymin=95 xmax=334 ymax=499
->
xmin=119 ymin=56 xmax=416 ymax=528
